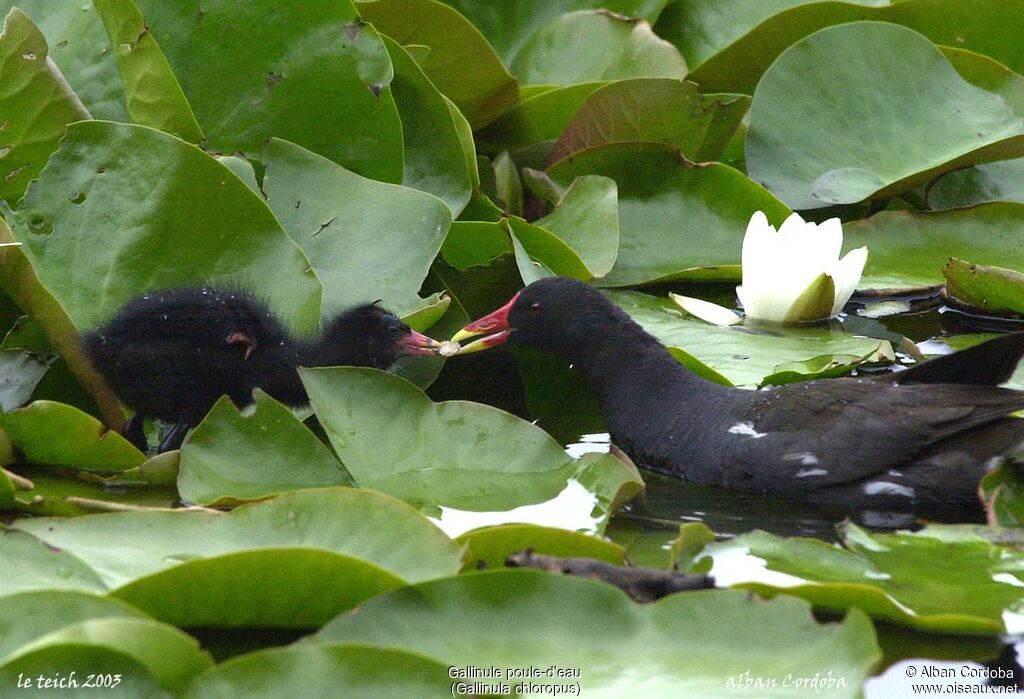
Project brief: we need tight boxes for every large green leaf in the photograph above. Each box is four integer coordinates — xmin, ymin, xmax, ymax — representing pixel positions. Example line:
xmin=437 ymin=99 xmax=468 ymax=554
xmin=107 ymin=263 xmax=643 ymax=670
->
xmin=183 ymin=644 xmax=457 ymax=699
xmin=314 ymin=570 xmax=880 ymax=699
xmin=0 ymin=1 xmax=127 ymax=120
xmin=943 ymin=258 xmax=1024 ymax=316
xmin=439 ymin=1 xmax=668 ymax=66
xmin=529 ymin=176 xmax=619 ymax=278
xmin=12 ymin=488 xmax=463 ymax=627
xmin=657 ymin=0 xmax=886 ymax=91
xmin=474 ymin=82 xmax=606 ymax=156
xmin=356 ymin=0 xmax=518 ymax=128
xmin=93 ymin=0 xmax=203 ymax=142
xmin=0 ymin=617 xmax=212 ymax=693
xmin=0 ymin=401 xmax=145 ymax=471
xmin=261 ymin=139 xmax=450 ymax=318
xmin=549 ymin=79 xmax=749 ymax=164
xmin=928 ymin=159 xmax=1024 ymax=209
xmin=11 ymin=121 xmax=322 ymax=335
xmin=300 ymin=366 xmax=643 ymax=531
xmin=607 ymin=290 xmax=890 ymax=387
xmin=843 ymin=204 xmax=1024 ymax=291
xmin=678 ymin=523 xmax=1024 ymax=634
xmin=0 ymin=219 xmax=123 ymax=427
xmin=383 ymin=37 xmax=474 ymax=216
xmin=178 ymin=391 xmax=351 ymax=506
xmin=456 ymin=523 xmax=625 ymax=570
xmin=0 ymin=9 xmax=90 ymax=205
xmin=0 ymin=529 xmax=106 ymax=598
xmin=132 ymin=0 xmax=404 ymax=182
xmin=0 ymin=590 xmax=146 ymax=661
xmin=510 ymin=10 xmax=685 ymax=87
xmin=925 ymin=47 xmax=1024 ymax=207
xmin=746 ymin=22 xmax=1024 ymax=210
xmin=547 ymin=143 xmax=790 ymax=286
xmin=664 ymin=0 xmax=1024 ymax=95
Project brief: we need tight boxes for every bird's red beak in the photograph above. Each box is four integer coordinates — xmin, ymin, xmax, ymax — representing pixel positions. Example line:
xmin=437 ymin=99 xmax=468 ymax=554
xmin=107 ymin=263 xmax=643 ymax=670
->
xmin=450 ymin=292 xmax=520 ymax=354
xmin=401 ymin=329 xmax=443 ymax=356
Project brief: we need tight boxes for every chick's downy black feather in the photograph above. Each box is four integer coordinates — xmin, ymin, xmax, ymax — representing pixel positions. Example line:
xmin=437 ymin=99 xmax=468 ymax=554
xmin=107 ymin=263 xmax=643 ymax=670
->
xmin=84 ymin=287 xmax=433 ymax=452
xmin=459 ymin=277 xmax=1024 ymax=520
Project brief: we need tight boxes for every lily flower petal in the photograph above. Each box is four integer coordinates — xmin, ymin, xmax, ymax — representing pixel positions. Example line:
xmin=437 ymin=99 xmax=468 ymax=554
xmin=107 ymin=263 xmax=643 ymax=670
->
xmin=737 ymin=210 xmax=867 ymax=323
xmin=828 ymin=246 xmax=869 ymax=316
xmin=669 ymin=293 xmax=742 ymax=326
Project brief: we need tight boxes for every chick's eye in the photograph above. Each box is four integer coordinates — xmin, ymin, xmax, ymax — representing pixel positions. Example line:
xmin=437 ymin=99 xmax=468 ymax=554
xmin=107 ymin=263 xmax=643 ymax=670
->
xmin=529 ymin=303 xmax=542 ymax=316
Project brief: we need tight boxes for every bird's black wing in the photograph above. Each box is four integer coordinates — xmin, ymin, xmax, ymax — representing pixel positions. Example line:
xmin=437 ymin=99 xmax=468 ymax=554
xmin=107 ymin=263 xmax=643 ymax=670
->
xmin=723 ymin=378 xmax=1024 ymax=493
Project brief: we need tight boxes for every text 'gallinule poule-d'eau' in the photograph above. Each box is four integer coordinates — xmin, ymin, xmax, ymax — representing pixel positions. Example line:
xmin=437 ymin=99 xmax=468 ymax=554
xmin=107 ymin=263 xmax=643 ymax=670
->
xmin=452 ymin=277 xmax=1024 ymax=520
xmin=85 ymin=287 xmax=440 ymax=453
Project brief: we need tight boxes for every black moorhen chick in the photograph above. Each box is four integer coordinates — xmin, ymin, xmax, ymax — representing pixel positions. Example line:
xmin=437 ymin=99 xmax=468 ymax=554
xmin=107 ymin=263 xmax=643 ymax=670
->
xmin=85 ymin=287 xmax=440 ymax=453
xmin=452 ymin=277 xmax=1024 ymax=520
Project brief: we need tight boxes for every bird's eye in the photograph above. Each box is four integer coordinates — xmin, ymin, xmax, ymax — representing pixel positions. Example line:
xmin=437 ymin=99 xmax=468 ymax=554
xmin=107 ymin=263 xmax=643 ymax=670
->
xmin=529 ymin=303 xmax=541 ymax=316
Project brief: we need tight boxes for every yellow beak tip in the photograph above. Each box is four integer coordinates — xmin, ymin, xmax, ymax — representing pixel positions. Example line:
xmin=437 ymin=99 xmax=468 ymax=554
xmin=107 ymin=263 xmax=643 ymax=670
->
xmin=449 ymin=328 xmax=477 ymax=343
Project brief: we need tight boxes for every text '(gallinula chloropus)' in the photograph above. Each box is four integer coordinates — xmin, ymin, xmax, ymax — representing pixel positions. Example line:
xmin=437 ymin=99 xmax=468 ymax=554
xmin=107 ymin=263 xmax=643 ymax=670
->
xmin=84 ymin=287 xmax=441 ymax=453
xmin=451 ymin=277 xmax=1024 ymax=520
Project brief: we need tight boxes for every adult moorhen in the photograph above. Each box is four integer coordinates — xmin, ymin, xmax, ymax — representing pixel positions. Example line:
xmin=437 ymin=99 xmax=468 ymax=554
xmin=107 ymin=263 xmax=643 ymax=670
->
xmin=85 ymin=287 xmax=440 ymax=453
xmin=452 ymin=277 xmax=1024 ymax=520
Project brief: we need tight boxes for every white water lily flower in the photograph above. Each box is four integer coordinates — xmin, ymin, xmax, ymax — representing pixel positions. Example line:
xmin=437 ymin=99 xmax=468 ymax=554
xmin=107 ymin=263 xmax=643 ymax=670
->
xmin=738 ymin=211 xmax=867 ymax=322
xmin=670 ymin=211 xmax=867 ymax=325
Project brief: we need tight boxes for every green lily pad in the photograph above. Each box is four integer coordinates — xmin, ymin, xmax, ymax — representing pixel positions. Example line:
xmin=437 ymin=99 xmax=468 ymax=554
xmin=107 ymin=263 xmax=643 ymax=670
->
xmin=981 ymin=462 xmax=1024 ymax=527
xmin=943 ymin=258 xmax=1024 ymax=316
xmin=474 ymin=82 xmax=606 ymax=156
xmin=606 ymin=290 xmax=889 ymax=387
xmin=0 ymin=617 xmax=213 ymax=693
xmin=383 ymin=37 xmax=475 ymax=216
xmin=314 ymin=570 xmax=879 ymax=698
xmin=131 ymin=0 xmax=404 ymax=182
xmin=178 ymin=391 xmax=351 ymax=507
xmin=0 ymin=590 xmax=147 ymax=661
xmin=12 ymin=488 xmax=462 ymax=626
xmin=183 ymin=644 xmax=457 ymax=699
xmin=507 ymin=217 xmax=591 ymax=282
xmin=0 ymin=0 xmax=127 ymax=121
xmin=549 ymin=79 xmax=749 ymax=164
xmin=0 ymin=529 xmax=107 ymax=597
xmin=510 ymin=10 xmax=686 ymax=87
xmin=761 ymin=352 xmax=887 ymax=387
xmin=11 ymin=121 xmax=321 ymax=335
xmin=941 ymin=46 xmax=1024 ymax=115
xmin=441 ymin=221 xmax=512 ymax=270
xmin=843 ymin=203 xmax=1024 ymax=291
xmin=747 ymin=22 xmax=1024 ymax=210
xmin=0 ymin=8 xmax=90 ymax=205
xmin=260 ymin=138 xmax=450 ymax=318
xmin=928 ymin=159 xmax=1024 ymax=210
xmin=456 ymin=523 xmax=625 ymax=570
xmin=93 ymin=0 xmax=203 ymax=142
xmin=657 ymin=0 xmax=885 ymax=92
xmin=437 ymin=0 xmax=669 ymax=68
xmin=548 ymin=143 xmax=789 ymax=287
xmin=356 ymin=0 xmax=518 ymax=128
xmin=914 ymin=48 xmax=1024 ymax=211
xmin=678 ymin=523 xmax=1024 ymax=634
xmin=530 ymin=176 xmax=618 ymax=278
xmin=0 ymin=401 xmax=145 ymax=471
xmin=299 ymin=367 xmax=643 ymax=531
xmin=0 ymin=219 xmax=124 ymax=427
xmin=662 ymin=0 xmax=1024 ymax=94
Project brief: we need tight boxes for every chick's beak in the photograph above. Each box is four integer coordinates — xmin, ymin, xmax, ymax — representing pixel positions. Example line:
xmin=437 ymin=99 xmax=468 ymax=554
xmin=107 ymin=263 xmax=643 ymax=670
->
xmin=450 ymin=292 xmax=519 ymax=354
xmin=401 ymin=329 xmax=443 ymax=356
